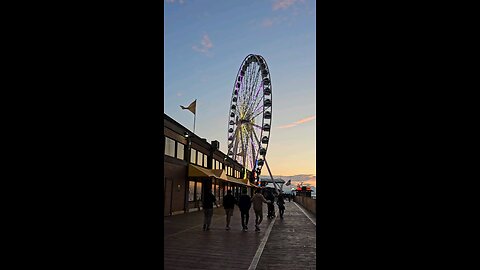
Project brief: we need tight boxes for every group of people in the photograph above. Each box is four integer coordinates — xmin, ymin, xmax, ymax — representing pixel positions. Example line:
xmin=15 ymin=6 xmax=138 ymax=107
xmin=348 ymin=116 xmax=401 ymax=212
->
xmin=201 ymin=187 xmax=287 ymax=232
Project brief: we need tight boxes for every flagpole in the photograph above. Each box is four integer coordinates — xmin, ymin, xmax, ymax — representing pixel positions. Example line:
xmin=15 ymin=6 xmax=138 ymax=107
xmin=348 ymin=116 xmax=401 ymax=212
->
xmin=193 ymin=113 xmax=196 ymax=133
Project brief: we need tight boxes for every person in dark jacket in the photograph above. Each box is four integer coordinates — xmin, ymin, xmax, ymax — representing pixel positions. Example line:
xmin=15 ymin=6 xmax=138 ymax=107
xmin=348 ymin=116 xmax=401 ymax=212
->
xmin=202 ymin=189 xmax=218 ymax=231
xmin=266 ymin=190 xmax=275 ymax=218
xmin=223 ymin=190 xmax=237 ymax=230
xmin=238 ymin=189 xmax=252 ymax=231
xmin=277 ymin=193 xmax=285 ymax=219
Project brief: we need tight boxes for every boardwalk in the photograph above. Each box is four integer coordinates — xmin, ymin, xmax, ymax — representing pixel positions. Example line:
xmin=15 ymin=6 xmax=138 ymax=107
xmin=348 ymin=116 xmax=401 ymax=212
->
xmin=164 ymin=200 xmax=316 ymax=270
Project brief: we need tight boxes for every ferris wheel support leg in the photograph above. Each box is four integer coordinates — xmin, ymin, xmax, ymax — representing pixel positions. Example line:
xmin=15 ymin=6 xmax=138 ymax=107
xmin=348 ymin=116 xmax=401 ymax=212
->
xmin=264 ymin=158 xmax=281 ymax=195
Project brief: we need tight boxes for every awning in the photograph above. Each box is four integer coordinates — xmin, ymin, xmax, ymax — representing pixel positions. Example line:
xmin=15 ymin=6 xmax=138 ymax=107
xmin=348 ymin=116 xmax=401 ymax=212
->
xmin=226 ymin=175 xmax=249 ymax=186
xmin=188 ymin=164 xmax=252 ymax=187
xmin=239 ymin=178 xmax=257 ymax=188
xmin=188 ymin=164 xmax=217 ymax=178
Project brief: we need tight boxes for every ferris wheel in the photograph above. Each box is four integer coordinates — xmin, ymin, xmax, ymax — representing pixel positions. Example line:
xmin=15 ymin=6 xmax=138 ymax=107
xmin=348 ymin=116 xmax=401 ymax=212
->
xmin=227 ymin=54 xmax=272 ymax=179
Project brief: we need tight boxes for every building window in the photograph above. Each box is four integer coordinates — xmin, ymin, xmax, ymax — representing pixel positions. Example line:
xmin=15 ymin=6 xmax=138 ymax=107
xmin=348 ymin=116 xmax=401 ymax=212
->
xmin=177 ymin=143 xmax=185 ymax=160
xmin=188 ymin=181 xmax=195 ymax=202
xmin=196 ymin=181 xmax=202 ymax=201
xmin=165 ymin=137 xmax=175 ymax=157
xmin=197 ymin=152 xmax=203 ymax=166
xmin=190 ymin=148 xmax=196 ymax=164
xmin=203 ymin=154 xmax=207 ymax=168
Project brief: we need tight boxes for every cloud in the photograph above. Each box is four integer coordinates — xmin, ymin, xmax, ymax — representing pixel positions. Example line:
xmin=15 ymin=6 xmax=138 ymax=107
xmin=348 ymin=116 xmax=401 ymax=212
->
xmin=165 ymin=0 xmax=185 ymax=4
xmin=272 ymin=0 xmax=304 ymax=10
xmin=192 ymin=34 xmax=213 ymax=55
xmin=294 ymin=115 xmax=316 ymax=124
xmin=260 ymin=0 xmax=307 ymax=28
xmin=262 ymin=18 xmax=274 ymax=28
xmin=277 ymin=123 xmax=297 ymax=129
xmin=278 ymin=115 xmax=316 ymax=129
xmin=260 ymin=17 xmax=287 ymax=28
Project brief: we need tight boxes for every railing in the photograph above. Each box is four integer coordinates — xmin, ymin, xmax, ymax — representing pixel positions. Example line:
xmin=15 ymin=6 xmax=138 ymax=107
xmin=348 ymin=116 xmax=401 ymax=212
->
xmin=294 ymin=196 xmax=316 ymax=215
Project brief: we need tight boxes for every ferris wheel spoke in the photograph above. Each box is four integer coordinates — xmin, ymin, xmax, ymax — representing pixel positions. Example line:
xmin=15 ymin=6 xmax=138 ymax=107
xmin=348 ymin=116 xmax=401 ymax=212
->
xmin=245 ymin=81 xmax=263 ymax=117
xmin=252 ymin=130 xmax=263 ymax=151
xmin=245 ymin=63 xmax=259 ymax=109
xmin=239 ymin=67 xmax=249 ymax=107
xmin=250 ymin=132 xmax=257 ymax=166
xmin=231 ymin=125 xmax=241 ymax=159
xmin=250 ymin=87 xmax=265 ymax=116
xmin=248 ymin=141 xmax=254 ymax=171
xmin=239 ymin=126 xmax=246 ymax=168
xmin=252 ymin=131 xmax=265 ymax=168
xmin=252 ymin=123 xmax=263 ymax=130
xmin=249 ymin=91 xmax=264 ymax=117
xmin=250 ymin=106 xmax=266 ymax=120
xmin=250 ymin=64 xmax=262 ymax=104
xmin=250 ymin=67 xmax=262 ymax=109
xmin=253 ymin=125 xmax=263 ymax=141
xmin=244 ymin=66 xmax=253 ymax=109
xmin=252 ymin=85 xmax=266 ymax=111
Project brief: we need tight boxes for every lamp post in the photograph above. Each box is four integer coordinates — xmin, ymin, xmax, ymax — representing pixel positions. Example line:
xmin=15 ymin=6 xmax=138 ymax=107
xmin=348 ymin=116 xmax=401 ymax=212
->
xmin=223 ymin=156 xmax=227 ymax=190
xmin=184 ymin=132 xmax=191 ymax=213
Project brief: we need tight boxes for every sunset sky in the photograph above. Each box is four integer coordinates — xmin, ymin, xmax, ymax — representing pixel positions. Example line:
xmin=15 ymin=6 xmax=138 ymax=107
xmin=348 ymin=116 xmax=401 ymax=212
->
xmin=164 ymin=0 xmax=316 ymax=181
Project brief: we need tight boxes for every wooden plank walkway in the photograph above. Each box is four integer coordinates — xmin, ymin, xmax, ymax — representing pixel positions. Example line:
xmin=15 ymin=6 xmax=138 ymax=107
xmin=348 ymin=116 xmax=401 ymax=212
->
xmin=164 ymin=200 xmax=316 ymax=270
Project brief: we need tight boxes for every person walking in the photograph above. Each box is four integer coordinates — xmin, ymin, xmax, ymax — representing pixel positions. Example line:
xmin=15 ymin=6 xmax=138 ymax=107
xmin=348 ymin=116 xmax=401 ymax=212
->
xmin=238 ymin=189 xmax=252 ymax=231
xmin=202 ymin=188 xmax=218 ymax=231
xmin=277 ymin=193 xmax=285 ymax=219
xmin=266 ymin=190 xmax=275 ymax=219
xmin=222 ymin=190 xmax=237 ymax=230
xmin=251 ymin=189 xmax=270 ymax=232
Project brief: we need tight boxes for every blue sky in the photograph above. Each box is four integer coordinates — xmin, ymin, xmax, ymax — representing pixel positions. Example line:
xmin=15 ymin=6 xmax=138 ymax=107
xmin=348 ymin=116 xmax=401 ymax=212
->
xmin=164 ymin=0 xmax=316 ymax=176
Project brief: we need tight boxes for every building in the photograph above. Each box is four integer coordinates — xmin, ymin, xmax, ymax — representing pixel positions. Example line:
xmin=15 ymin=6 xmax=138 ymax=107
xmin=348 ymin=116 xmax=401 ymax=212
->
xmin=164 ymin=113 xmax=258 ymax=216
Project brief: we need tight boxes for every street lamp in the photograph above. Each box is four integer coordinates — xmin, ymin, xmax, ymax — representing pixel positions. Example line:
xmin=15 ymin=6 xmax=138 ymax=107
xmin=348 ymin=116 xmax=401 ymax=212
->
xmin=184 ymin=131 xmax=191 ymax=213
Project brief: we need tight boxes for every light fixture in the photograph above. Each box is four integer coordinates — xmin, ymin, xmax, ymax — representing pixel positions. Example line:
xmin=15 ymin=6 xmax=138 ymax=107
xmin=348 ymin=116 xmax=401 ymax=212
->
xmin=184 ymin=132 xmax=189 ymax=138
